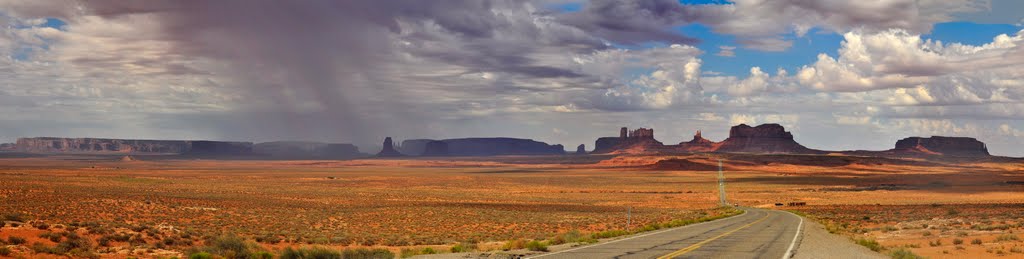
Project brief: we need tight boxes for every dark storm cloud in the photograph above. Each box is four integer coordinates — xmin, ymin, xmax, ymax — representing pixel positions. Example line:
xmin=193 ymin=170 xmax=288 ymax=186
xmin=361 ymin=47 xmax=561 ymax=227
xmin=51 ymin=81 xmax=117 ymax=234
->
xmin=558 ymin=0 xmax=702 ymax=45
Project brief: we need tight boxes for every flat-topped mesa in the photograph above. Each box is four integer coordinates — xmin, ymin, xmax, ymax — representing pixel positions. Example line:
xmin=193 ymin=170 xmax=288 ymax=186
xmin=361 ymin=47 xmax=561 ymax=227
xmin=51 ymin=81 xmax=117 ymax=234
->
xmin=400 ymin=138 xmax=564 ymax=156
xmin=894 ymin=136 xmax=989 ymax=157
xmin=254 ymin=141 xmax=364 ymax=159
xmin=0 ymin=143 xmax=14 ymax=151
xmin=715 ymin=124 xmax=818 ymax=154
xmin=375 ymin=137 xmax=405 ymax=157
xmin=13 ymin=137 xmax=253 ymax=156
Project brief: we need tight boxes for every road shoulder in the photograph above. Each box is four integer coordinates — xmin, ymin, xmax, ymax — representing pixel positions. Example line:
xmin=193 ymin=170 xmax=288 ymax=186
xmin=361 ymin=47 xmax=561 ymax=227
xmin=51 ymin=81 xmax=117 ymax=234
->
xmin=791 ymin=218 xmax=887 ymax=259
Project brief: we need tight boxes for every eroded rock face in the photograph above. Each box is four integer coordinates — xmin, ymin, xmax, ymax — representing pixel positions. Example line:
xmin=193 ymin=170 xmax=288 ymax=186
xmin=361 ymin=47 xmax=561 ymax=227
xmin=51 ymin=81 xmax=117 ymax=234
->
xmin=677 ymin=130 xmax=717 ymax=152
xmin=593 ymin=127 xmax=663 ymax=153
xmin=254 ymin=141 xmax=364 ymax=159
xmin=575 ymin=144 xmax=586 ymax=155
xmin=421 ymin=140 xmax=449 ymax=156
xmin=399 ymin=139 xmax=433 ymax=155
xmin=376 ymin=137 xmax=405 ymax=157
xmin=441 ymin=138 xmax=564 ymax=156
xmin=15 ymin=137 xmax=193 ymax=153
xmin=894 ymin=136 xmax=989 ymax=157
xmin=14 ymin=137 xmax=253 ymax=156
xmin=715 ymin=124 xmax=818 ymax=154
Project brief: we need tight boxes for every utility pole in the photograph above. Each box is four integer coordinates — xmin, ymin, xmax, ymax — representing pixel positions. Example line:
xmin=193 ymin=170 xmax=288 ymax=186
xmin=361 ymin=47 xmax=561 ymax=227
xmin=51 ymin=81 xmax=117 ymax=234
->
xmin=718 ymin=159 xmax=728 ymax=206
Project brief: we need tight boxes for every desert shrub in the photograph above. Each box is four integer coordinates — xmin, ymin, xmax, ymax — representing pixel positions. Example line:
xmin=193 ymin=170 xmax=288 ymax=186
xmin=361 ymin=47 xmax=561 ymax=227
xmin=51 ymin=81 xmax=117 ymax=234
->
xmin=8 ymin=236 xmax=27 ymax=245
xmin=399 ymin=248 xmax=418 ymax=258
xmin=189 ymin=252 xmax=215 ymax=259
xmin=33 ymin=222 xmax=50 ymax=230
xmin=280 ymin=246 xmax=341 ymax=259
xmin=971 ymin=238 xmax=983 ymax=245
xmin=549 ymin=230 xmax=584 ymax=245
xmin=928 ymin=239 xmax=941 ymax=247
xmin=111 ymin=233 xmax=131 ymax=242
xmin=889 ymin=248 xmax=924 ymax=259
xmin=187 ymin=235 xmax=264 ymax=259
xmin=31 ymin=242 xmax=56 ymax=253
xmin=2 ymin=213 xmax=28 ymax=222
xmin=953 ymin=238 xmax=964 ymax=245
xmin=1011 ymin=246 xmax=1023 ymax=253
xmin=996 ymin=234 xmax=1021 ymax=242
xmin=0 ymin=247 xmax=10 ymax=256
xmin=592 ymin=229 xmax=629 ymax=239
xmin=955 ymin=231 xmax=968 ymax=237
xmin=40 ymin=232 xmax=62 ymax=242
xmin=97 ymin=236 xmax=112 ymax=247
xmin=450 ymin=243 xmax=468 ymax=253
xmin=526 ymin=240 xmax=548 ymax=252
xmin=340 ymin=248 xmax=394 ymax=259
xmin=856 ymin=238 xmax=883 ymax=252
xmin=921 ymin=231 xmax=932 ymax=237
xmin=502 ymin=239 xmax=528 ymax=250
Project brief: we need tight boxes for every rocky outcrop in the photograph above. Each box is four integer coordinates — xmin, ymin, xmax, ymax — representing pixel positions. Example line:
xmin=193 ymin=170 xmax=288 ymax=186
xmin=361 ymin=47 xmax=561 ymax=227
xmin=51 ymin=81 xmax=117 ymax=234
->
xmin=421 ymin=140 xmax=449 ymax=156
xmin=712 ymin=124 xmax=820 ymax=154
xmin=396 ymin=138 xmax=564 ymax=156
xmin=399 ymin=139 xmax=433 ymax=156
xmin=438 ymin=138 xmax=564 ymax=156
xmin=575 ymin=144 xmax=586 ymax=155
xmin=182 ymin=141 xmax=253 ymax=156
xmin=13 ymin=137 xmax=253 ymax=156
xmin=254 ymin=141 xmax=365 ymax=159
xmin=593 ymin=127 xmax=663 ymax=153
xmin=15 ymin=137 xmax=192 ymax=153
xmin=677 ymin=130 xmax=716 ymax=152
xmin=0 ymin=143 xmax=14 ymax=151
xmin=376 ymin=137 xmax=405 ymax=157
xmin=893 ymin=136 xmax=989 ymax=157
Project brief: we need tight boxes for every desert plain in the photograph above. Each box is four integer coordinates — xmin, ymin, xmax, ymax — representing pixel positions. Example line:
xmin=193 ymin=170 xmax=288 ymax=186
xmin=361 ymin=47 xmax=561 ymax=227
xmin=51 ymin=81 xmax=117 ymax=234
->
xmin=0 ymin=153 xmax=1022 ymax=258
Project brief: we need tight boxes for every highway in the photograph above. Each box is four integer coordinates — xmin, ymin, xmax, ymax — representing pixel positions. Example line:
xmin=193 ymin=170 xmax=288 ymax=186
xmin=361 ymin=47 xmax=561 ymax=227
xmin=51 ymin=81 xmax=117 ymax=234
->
xmin=529 ymin=208 xmax=803 ymax=259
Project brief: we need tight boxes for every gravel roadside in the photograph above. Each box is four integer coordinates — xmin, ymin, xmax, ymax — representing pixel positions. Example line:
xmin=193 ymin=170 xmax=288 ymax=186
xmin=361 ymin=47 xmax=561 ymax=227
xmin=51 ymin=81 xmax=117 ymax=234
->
xmin=792 ymin=219 xmax=887 ymax=259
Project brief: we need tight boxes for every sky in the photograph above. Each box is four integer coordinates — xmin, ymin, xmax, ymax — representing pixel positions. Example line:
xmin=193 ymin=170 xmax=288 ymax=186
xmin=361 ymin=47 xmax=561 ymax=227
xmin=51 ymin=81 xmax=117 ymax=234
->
xmin=0 ymin=0 xmax=1023 ymax=156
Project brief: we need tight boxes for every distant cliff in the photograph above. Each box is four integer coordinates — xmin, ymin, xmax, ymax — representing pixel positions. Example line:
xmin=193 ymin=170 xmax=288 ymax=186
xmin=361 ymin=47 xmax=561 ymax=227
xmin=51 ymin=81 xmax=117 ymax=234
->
xmin=893 ymin=136 xmax=989 ymax=157
xmin=399 ymin=138 xmax=564 ymax=156
xmin=14 ymin=137 xmax=253 ymax=156
xmin=254 ymin=141 xmax=365 ymax=159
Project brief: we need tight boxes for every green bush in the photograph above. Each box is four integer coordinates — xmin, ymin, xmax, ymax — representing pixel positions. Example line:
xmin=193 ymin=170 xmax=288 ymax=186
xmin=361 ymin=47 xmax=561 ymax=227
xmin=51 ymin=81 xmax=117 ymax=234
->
xmin=856 ymin=238 xmax=883 ymax=252
xmin=526 ymin=240 xmax=548 ymax=252
xmin=419 ymin=247 xmax=436 ymax=254
xmin=187 ymin=235 xmax=264 ymax=259
xmin=502 ymin=239 xmax=528 ymax=250
xmin=189 ymin=252 xmax=214 ymax=259
xmin=450 ymin=243 xmax=468 ymax=253
xmin=340 ymin=248 xmax=395 ymax=259
xmin=280 ymin=246 xmax=341 ymax=259
xmin=890 ymin=248 xmax=924 ymax=259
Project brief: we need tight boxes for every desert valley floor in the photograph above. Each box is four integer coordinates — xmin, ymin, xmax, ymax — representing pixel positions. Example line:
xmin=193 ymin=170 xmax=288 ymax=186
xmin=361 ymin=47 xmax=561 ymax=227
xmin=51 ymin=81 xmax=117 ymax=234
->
xmin=1 ymin=153 xmax=1023 ymax=258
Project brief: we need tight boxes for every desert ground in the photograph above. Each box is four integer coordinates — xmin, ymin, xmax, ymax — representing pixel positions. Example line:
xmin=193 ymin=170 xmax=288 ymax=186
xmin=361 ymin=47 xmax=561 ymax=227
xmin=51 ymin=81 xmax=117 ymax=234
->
xmin=0 ymin=153 xmax=1022 ymax=258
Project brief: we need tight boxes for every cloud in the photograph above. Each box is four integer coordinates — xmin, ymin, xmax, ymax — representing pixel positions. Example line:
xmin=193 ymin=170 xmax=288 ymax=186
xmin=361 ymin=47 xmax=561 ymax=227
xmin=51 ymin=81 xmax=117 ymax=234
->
xmin=715 ymin=45 xmax=735 ymax=57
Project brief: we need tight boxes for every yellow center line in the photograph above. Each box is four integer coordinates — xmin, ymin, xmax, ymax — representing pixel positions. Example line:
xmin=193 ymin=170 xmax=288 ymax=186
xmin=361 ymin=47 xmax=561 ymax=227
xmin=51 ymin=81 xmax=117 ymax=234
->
xmin=657 ymin=213 xmax=771 ymax=259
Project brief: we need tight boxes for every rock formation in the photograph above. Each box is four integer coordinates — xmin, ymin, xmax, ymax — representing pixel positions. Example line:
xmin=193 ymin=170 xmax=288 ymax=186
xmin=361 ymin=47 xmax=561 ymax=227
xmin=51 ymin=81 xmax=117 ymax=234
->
xmin=421 ymin=140 xmax=449 ymax=156
xmin=438 ymin=138 xmax=564 ymax=156
xmin=593 ymin=127 xmax=663 ymax=153
xmin=0 ymin=143 xmax=14 ymax=151
xmin=399 ymin=139 xmax=434 ymax=155
xmin=575 ymin=144 xmax=586 ymax=155
xmin=13 ymin=137 xmax=252 ymax=156
xmin=182 ymin=141 xmax=254 ymax=156
xmin=376 ymin=137 xmax=405 ymax=157
xmin=254 ymin=141 xmax=365 ymax=159
xmin=715 ymin=124 xmax=819 ymax=154
xmin=677 ymin=130 xmax=716 ymax=152
xmin=893 ymin=136 xmax=989 ymax=157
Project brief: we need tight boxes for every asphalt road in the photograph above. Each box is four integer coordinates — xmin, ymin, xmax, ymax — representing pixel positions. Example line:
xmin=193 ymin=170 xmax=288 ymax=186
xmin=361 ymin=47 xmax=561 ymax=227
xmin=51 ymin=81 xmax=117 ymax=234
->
xmin=528 ymin=208 xmax=803 ymax=259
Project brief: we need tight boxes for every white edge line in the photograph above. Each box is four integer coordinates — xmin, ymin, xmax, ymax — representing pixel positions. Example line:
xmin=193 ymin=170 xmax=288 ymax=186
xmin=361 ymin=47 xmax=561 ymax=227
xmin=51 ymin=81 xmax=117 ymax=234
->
xmin=779 ymin=210 xmax=804 ymax=259
xmin=527 ymin=209 xmax=749 ymax=259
